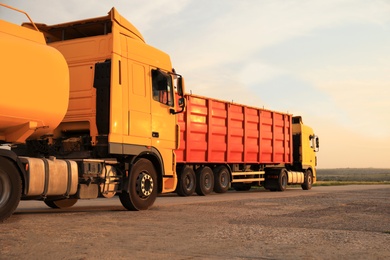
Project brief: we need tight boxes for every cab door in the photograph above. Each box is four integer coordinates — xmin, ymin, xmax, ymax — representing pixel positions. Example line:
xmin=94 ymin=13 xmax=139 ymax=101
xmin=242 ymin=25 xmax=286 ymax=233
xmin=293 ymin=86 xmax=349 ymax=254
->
xmin=119 ymin=34 xmax=152 ymax=148
xmin=150 ymin=69 xmax=176 ymax=176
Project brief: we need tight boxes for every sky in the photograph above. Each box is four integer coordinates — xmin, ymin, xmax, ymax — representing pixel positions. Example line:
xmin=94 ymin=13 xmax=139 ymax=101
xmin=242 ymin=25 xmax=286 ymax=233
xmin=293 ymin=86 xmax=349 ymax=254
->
xmin=1 ymin=0 xmax=390 ymax=168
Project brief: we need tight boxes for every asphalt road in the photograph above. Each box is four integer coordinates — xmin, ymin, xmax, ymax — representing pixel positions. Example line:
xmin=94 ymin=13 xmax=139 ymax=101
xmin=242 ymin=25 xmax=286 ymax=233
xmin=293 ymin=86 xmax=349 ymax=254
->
xmin=15 ymin=184 xmax=384 ymax=212
xmin=2 ymin=185 xmax=390 ymax=260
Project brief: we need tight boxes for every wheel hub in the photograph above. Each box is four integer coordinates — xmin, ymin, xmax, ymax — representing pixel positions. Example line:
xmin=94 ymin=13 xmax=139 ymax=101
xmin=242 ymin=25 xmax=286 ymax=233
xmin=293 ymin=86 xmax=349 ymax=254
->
xmin=220 ymin=172 xmax=228 ymax=186
xmin=137 ymin=172 xmax=154 ymax=198
xmin=204 ymin=175 xmax=211 ymax=188
xmin=185 ymin=175 xmax=194 ymax=190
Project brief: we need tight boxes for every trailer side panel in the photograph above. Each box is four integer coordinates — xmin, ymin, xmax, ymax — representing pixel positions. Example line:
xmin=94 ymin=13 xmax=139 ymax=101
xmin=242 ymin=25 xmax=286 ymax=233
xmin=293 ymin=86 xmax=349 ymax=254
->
xmin=176 ymin=95 xmax=292 ymax=165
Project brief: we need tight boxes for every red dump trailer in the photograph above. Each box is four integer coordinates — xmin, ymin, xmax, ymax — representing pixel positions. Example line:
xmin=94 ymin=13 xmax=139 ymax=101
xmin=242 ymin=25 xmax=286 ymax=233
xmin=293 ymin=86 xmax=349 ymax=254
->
xmin=174 ymin=94 xmax=318 ymax=196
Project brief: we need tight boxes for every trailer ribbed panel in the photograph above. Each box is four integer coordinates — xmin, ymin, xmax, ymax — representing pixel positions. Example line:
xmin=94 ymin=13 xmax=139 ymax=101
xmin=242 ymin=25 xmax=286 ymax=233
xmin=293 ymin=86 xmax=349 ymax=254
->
xmin=176 ymin=94 xmax=292 ymax=165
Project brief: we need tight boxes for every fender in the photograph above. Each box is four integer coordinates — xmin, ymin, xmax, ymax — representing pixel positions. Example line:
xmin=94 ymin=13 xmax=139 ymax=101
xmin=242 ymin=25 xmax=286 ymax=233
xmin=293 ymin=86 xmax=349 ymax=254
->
xmin=109 ymin=142 xmax=165 ymax=192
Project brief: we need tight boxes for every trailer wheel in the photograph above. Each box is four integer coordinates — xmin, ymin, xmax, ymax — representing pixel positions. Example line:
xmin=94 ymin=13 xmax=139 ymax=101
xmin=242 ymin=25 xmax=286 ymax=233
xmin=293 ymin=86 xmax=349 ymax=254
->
xmin=44 ymin=199 xmax=78 ymax=209
xmin=277 ymin=169 xmax=288 ymax=191
xmin=301 ymin=169 xmax=313 ymax=190
xmin=0 ymin=158 xmax=22 ymax=222
xmin=213 ymin=166 xmax=230 ymax=193
xmin=176 ymin=166 xmax=196 ymax=196
xmin=119 ymin=159 xmax=157 ymax=210
xmin=195 ymin=166 xmax=214 ymax=196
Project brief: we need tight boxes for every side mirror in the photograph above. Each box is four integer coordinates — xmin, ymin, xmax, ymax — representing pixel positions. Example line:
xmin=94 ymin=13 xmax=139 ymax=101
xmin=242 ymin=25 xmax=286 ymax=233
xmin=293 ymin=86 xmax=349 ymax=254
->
xmin=170 ymin=97 xmax=186 ymax=114
xmin=177 ymin=77 xmax=184 ymax=96
xmin=310 ymin=135 xmax=320 ymax=152
xmin=178 ymin=97 xmax=185 ymax=108
xmin=170 ymin=74 xmax=186 ymax=114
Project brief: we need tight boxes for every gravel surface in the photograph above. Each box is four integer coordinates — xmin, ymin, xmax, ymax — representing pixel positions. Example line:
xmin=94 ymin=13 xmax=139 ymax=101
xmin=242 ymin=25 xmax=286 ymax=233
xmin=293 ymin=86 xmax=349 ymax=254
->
xmin=1 ymin=185 xmax=389 ymax=259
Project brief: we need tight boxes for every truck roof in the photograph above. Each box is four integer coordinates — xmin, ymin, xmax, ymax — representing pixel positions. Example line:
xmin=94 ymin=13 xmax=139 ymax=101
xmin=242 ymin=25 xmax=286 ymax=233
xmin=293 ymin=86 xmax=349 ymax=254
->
xmin=22 ymin=7 xmax=145 ymax=43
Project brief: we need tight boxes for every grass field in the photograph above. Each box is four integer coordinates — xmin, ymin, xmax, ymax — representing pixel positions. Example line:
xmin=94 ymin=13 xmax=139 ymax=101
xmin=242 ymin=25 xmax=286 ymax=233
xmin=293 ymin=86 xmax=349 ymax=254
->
xmin=316 ymin=168 xmax=390 ymax=185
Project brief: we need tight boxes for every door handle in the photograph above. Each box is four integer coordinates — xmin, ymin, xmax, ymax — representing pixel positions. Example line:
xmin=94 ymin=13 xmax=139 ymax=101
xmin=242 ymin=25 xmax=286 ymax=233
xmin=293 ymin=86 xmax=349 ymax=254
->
xmin=152 ymin=132 xmax=159 ymax=138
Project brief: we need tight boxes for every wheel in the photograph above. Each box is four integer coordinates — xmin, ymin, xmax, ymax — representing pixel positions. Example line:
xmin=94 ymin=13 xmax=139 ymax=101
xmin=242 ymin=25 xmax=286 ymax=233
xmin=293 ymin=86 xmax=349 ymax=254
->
xmin=44 ymin=199 xmax=78 ymax=209
xmin=232 ymin=183 xmax=251 ymax=191
xmin=301 ymin=169 xmax=313 ymax=190
xmin=213 ymin=166 xmax=230 ymax=193
xmin=0 ymin=157 xmax=22 ymax=222
xmin=195 ymin=166 xmax=214 ymax=196
xmin=277 ymin=169 xmax=288 ymax=191
xmin=119 ymin=159 xmax=158 ymax=211
xmin=176 ymin=166 xmax=196 ymax=196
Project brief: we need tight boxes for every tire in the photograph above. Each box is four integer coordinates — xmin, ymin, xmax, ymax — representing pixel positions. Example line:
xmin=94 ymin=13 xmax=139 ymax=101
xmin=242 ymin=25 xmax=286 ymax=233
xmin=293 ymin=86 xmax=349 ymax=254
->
xmin=44 ymin=199 xmax=78 ymax=209
xmin=119 ymin=159 xmax=158 ymax=211
xmin=277 ymin=169 xmax=288 ymax=191
xmin=0 ymin=157 xmax=22 ymax=222
xmin=195 ymin=166 xmax=214 ymax=196
xmin=176 ymin=166 xmax=196 ymax=196
xmin=232 ymin=183 xmax=251 ymax=191
xmin=301 ymin=169 xmax=313 ymax=190
xmin=213 ymin=166 xmax=230 ymax=193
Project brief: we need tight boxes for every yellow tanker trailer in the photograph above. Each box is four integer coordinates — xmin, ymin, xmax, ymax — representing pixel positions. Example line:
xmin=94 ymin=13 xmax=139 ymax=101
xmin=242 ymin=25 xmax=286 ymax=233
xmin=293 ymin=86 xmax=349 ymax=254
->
xmin=0 ymin=11 xmax=69 ymax=143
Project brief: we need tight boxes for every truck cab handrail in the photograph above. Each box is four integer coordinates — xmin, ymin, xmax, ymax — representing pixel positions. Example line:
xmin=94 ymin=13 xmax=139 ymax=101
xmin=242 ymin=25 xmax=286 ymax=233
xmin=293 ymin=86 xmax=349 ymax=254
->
xmin=0 ymin=3 xmax=39 ymax=31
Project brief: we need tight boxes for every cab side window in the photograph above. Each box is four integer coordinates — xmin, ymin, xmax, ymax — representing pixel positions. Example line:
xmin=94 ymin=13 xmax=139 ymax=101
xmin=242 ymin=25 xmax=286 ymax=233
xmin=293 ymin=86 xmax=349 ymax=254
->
xmin=152 ymin=69 xmax=173 ymax=107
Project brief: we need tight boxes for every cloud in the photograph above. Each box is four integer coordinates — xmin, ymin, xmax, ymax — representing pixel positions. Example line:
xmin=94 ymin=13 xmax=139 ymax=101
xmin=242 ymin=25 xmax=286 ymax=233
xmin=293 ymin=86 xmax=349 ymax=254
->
xmin=301 ymin=64 xmax=390 ymax=137
xmin=237 ymin=62 xmax=286 ymax=87
xmin=114 ymin=0 xmax=192 ymax=32
xmin=1 ymin=0 xmax=191 ymax=28
xmin=165 ymin=0 xmax=390 ymax=70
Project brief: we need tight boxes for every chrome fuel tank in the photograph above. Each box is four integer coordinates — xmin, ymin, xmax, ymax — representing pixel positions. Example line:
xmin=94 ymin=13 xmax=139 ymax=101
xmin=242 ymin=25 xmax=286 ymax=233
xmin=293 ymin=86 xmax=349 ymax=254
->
xmin=20 ymin=157 xmax=78 ymax=197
